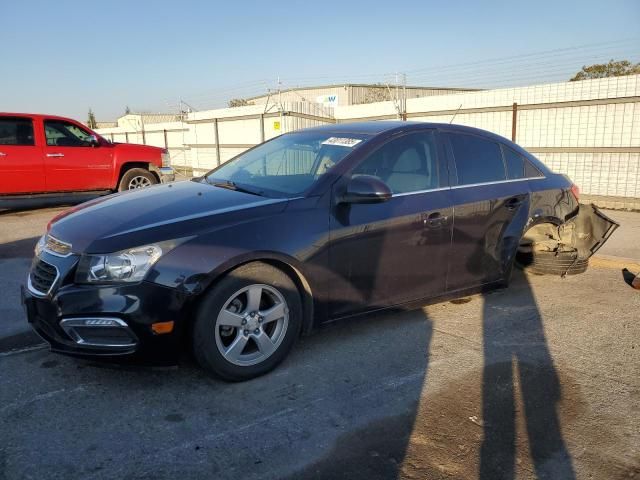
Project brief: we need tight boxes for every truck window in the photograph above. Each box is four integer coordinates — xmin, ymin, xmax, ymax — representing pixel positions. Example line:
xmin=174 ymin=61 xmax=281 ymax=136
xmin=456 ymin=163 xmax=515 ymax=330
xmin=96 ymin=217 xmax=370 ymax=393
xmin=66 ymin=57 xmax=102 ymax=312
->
xmin=0 ymin=117 xmax=35 ymax=146
xmin=44 ymin=120 xmax=93 ymax=147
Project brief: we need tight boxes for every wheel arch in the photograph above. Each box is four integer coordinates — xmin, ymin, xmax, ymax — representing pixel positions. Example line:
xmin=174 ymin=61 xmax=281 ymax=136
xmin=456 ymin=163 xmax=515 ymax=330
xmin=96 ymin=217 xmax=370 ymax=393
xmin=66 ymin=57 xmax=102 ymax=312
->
xmin=116 ymin=162 xmax=159 ymax=187
xmin=193 ymin=253 xmax=316 ymax=337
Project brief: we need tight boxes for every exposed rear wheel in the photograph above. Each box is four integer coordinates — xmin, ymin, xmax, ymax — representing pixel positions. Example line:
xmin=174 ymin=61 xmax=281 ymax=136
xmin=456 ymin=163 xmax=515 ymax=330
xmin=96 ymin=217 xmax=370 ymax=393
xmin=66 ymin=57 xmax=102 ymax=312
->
xmin=193 ymin=262 xmax=302 ymax=381
xmin=516 ymin=250 xmax=589 ymax=276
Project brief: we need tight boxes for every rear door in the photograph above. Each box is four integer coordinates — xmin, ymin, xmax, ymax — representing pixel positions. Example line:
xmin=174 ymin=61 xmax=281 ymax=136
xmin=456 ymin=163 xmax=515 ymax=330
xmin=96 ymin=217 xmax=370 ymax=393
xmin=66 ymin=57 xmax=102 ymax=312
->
xmin=0 ymin=116 xmax=46 ymax=194
xmin=43 ymin=119 xmax=113 ymax=191
xmin=444 ymin=131 xmax=529 ymax=291
xmin=328 ymin=129 xmax=453 ymax=317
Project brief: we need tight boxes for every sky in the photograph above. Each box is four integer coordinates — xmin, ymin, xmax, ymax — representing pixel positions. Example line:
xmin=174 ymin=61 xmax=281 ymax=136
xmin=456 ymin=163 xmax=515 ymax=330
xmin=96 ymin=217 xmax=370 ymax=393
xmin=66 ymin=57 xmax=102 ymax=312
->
xmin=1 ymin=0 xmax=639 ymax=122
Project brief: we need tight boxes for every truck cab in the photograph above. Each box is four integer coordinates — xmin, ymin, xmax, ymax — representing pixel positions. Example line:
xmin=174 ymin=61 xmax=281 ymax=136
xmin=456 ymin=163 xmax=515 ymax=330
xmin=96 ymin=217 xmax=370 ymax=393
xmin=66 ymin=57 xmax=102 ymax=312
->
xmin=0 ymin=113 xmax=174 ymax=196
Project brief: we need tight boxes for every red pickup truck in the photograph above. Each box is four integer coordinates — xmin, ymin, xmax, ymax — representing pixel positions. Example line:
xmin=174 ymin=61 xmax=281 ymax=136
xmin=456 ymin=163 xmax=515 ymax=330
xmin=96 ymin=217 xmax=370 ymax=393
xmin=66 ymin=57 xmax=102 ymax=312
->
xmin=0 ymin=113 xmax=174 ymax=197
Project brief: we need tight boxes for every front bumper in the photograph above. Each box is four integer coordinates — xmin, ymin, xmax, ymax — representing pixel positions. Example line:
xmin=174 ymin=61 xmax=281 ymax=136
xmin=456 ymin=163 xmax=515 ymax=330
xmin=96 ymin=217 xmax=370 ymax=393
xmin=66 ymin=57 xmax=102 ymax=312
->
xmin=150 ymin=164 xmax=176 ymax=183
xmin=21 ymin=280 xmax=189 ymax=364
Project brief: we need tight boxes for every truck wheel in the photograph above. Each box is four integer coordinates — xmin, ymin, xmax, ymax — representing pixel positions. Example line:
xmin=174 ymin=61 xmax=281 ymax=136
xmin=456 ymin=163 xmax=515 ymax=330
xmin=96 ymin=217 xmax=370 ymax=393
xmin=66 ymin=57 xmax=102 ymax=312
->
xmin=118 ymin=168 xmax=157 ymax=191
xmin=193 ymin=262 xmax=302 ymax=381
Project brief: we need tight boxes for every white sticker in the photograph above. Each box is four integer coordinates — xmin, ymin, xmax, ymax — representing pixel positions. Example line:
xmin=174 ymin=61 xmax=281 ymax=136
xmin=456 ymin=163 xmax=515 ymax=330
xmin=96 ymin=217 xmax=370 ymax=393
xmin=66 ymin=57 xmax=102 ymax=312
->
xmin=321 ymin=137 xmax=362 ymax=148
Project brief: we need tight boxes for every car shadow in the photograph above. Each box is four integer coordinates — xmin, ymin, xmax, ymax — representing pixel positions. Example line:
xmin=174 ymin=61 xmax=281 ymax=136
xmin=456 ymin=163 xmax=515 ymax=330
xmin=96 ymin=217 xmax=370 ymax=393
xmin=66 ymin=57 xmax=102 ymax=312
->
xmin=0 ymin=194 xmax=104 ymax=217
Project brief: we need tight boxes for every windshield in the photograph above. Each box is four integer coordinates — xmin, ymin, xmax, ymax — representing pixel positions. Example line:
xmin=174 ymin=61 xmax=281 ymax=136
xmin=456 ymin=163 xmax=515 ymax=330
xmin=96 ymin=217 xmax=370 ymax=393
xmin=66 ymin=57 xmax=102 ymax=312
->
xmin=204 ymin=131 xmax=370 ymax=197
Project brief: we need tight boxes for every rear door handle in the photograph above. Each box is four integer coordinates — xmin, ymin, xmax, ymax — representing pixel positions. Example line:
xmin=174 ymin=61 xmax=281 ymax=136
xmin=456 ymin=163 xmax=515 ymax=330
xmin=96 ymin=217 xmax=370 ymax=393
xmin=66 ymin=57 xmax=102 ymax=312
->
xmin=424 ymin=212 xmax=448 ymax=228
xmin=46 ymin=153 xmax=64 ymax=157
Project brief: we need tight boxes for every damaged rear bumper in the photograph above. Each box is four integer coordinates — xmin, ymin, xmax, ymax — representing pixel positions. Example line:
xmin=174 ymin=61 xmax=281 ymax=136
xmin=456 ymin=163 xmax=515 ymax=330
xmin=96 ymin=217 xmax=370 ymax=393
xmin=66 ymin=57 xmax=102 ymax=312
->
xmin=519 ymin=204 xmax=619 ymax=276
xmin=565 ymin=204 xmax=619 ymax=260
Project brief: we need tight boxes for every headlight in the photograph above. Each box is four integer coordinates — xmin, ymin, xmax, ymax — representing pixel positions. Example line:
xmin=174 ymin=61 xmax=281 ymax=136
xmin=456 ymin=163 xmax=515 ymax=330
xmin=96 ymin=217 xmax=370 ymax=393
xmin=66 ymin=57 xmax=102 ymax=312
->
xmin=35 ymin=235 xmax=46 ymax=257
xmin=161 ymin=149 xmax=171 ymax=167
xmin=75 ymin=241 xmax=179 ymax=284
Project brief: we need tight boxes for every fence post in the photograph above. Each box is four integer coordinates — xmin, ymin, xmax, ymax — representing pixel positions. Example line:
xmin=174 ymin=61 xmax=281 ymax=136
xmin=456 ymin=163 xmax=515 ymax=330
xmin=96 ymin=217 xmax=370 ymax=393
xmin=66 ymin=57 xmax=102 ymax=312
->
xmin=511 ymin=102 xmax=518 ymax=142
xmin=214 ymin=118 xmax=221 ymax=167
xmin=125 ymin=131 xmax=129 ymax=143
xmin=260 ymin=114 xmax=265 ymax=143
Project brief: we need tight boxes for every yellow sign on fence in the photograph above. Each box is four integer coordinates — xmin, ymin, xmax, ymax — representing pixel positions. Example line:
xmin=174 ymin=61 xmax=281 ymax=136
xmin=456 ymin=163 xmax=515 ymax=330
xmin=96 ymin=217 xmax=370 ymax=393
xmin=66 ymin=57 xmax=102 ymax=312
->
xmin=273 ymin=121 xmax=280 ymax=131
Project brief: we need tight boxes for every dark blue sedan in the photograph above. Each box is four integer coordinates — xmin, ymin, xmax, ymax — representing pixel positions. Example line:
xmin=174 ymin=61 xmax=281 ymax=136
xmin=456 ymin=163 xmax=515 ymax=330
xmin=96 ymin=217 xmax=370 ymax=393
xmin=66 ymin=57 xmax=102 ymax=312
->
xmin=23 ymin=121 xmax=617 ymax=380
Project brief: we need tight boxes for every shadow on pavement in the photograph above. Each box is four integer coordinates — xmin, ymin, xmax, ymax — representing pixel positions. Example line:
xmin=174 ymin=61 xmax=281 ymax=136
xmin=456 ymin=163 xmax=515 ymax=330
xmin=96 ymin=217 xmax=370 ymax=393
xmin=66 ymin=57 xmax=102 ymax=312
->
xmin=0 ymin=236 xmax=40 ymax=259
xmin=480 ymin=270 xmax=575 ymax=480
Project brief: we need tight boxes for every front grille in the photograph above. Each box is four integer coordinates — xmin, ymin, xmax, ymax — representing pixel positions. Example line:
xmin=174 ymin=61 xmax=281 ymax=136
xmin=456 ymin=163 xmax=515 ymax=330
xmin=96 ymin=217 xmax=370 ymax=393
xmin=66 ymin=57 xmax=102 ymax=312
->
xmin=29 ymin=259 xmax=58 ymax=295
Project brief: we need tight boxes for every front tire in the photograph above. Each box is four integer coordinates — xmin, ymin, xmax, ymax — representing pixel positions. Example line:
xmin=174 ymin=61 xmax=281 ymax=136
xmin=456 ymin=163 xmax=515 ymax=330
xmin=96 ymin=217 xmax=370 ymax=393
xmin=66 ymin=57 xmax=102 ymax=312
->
xmin=118 ymin=168 xmax=157 ymax=192
xmin=193 ymin=262 xmax=302 ymax=381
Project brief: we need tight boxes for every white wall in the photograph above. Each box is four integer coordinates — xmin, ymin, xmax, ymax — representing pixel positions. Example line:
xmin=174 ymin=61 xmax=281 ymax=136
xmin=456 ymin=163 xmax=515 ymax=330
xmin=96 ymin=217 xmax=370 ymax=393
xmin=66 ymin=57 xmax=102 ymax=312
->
xmin=96 ymin=76 xmax=640 ymax=198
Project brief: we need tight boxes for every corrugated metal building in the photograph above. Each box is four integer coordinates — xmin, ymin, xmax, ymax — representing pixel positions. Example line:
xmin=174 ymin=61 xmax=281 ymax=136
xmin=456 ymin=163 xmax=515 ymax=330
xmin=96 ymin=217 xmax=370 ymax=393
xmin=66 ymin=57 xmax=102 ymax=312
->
xmin=245 ymin=84 xmax=479 ymax=107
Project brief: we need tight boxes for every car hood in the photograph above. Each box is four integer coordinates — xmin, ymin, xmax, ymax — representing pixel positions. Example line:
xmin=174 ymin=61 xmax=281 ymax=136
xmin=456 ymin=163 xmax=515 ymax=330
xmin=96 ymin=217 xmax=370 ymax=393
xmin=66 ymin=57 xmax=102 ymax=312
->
xmin=111 ymin=142 xmax=163 ymax=156
xmin=48 ymin=180 xmax=288 ymax=253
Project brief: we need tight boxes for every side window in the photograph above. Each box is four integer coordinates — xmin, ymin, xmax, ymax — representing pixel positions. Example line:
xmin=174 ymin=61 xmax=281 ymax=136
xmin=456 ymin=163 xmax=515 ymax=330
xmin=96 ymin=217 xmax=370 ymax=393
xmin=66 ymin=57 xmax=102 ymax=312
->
xmin=0 ymin=117 xmax=35 ymax=146
xmin=448 ymin=133 xmax=506 ymax=185
xmin=524 ymin=158 xmax=544 ymax=178
xmin=44 ymin=120 xmax=92 ymax=147
xmin=501 ymin=145 xmax=525 ymax=179
xmin=351 ymin=131 xmax=439 ymax=194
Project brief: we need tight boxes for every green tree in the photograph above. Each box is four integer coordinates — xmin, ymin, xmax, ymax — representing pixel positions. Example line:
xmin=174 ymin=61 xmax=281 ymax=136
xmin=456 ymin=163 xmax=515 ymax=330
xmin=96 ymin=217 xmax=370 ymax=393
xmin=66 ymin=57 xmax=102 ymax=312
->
xmin=125 ymin=106 xmax=131 ymax=115
xmin=228 ymin=98 xmax=252 ymax=108
xmin=570 ymin=59 xmax=640 ymax=81
xmin=87 ymin=108 xmax=97 ymax=128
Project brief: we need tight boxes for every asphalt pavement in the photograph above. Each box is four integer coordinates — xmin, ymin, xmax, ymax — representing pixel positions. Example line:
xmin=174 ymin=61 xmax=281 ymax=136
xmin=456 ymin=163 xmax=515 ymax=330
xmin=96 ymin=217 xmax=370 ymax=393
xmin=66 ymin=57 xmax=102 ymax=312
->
xmin=0 ymin=202 xmax=638 ymax=479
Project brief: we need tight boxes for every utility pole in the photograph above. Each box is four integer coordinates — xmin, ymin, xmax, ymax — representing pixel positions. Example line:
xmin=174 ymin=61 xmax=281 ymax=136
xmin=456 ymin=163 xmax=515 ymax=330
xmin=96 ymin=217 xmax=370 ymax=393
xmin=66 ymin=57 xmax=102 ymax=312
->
xmin=395 ymin=72 xmax=400 ymax=120
xmin=278 ymin=76 xmax=283 ymax=134
xmin=403 ymin=73 xmax=407 ymax=120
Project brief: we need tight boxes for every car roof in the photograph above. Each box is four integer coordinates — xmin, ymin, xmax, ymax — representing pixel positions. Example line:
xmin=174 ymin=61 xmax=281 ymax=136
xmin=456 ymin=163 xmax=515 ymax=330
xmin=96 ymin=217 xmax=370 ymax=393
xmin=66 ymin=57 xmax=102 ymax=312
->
xmin=303 ymin=120 xmax=510 ymax=141
xmin=302 ymin=120 xmax=549 ymax=173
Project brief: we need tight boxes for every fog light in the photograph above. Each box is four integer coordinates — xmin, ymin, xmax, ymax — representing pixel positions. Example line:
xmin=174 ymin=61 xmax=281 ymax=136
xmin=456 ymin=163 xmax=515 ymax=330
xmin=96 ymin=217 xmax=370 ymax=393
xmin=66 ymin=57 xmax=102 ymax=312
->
xmin=151 ymin=321 xmax=174 ymax=335
xmin=59 ymin=317 xmax=138 ymax=349
xmin=83 ymin=318 xmax=123 ymax=326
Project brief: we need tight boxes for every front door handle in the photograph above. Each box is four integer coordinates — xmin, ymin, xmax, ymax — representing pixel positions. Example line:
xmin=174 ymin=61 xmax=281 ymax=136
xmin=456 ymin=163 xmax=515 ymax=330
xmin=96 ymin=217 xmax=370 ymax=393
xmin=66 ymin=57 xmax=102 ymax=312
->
xmin=424 ymin=212 xmax=448 ymax=228
xmin=46 ymin=153 xmax=64 ymax=158
xmin=0 ymin=152 xmax=7 ymax=157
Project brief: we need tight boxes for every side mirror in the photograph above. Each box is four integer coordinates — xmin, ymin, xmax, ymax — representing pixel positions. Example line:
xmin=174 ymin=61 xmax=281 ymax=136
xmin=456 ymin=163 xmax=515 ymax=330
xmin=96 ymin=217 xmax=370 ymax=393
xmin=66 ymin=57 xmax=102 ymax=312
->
xmin=87 ymin=134 xmax=100 ymax=147
xmin=340 ymin=175 xmax=392 ymax=204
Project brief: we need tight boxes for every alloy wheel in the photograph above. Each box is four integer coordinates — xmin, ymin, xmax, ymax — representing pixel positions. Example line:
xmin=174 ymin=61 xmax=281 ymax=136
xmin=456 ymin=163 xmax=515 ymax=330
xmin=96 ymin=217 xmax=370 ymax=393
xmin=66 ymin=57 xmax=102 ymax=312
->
xmin=128 ymin=176 xmax=152 ymax=189
xmin=215 ymin=284 xmax=289 ymax=366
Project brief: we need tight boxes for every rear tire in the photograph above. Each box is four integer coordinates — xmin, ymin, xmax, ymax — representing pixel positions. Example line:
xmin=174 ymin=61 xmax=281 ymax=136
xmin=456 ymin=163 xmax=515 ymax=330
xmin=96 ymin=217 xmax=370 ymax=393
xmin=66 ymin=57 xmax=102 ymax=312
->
xmin=118 ymin=168 xmax=157 ymax=192
xmin=516 ymin=250 xmax=589 ymax=276
xmin=193 ymin=262 xmax=302 ymax=381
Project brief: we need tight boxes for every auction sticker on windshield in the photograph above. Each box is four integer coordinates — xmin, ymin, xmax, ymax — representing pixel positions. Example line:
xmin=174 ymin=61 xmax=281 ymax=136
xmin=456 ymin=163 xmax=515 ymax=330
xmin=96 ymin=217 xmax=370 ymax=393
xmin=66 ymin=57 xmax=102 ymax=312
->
xmin=321 ymin=137 xmax=362 ymax=147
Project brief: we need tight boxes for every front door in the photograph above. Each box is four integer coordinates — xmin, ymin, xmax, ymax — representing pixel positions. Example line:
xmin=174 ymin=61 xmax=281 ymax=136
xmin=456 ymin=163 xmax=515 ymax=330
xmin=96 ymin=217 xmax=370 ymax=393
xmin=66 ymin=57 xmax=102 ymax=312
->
xmin=328 ymin=130 xmax=452 ymax=318
xmin=0 ymin=116 xmax=45 ymax=194
xmin=43 ymin=119 xmax=113 ymax=192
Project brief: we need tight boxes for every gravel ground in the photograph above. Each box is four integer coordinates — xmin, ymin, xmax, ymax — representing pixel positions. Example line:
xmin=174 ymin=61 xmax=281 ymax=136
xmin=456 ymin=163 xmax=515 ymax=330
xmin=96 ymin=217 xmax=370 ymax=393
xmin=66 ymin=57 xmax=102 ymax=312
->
xmin=0 ymin=204 xmax=638 ymax=479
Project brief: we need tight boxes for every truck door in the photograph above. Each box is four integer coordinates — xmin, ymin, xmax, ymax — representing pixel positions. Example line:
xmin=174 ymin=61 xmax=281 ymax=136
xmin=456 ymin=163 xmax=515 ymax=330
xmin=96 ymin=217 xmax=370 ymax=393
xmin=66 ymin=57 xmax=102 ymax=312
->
xmin=43 ymin=119 xmax=113 ymax=192
xmin=0 ymin=116 xmax=46 ymax=194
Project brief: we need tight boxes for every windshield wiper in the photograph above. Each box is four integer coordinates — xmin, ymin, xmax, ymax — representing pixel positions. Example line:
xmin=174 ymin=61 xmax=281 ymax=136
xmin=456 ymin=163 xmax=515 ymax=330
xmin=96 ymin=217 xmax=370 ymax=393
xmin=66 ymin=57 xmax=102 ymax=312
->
xmin=207 ymin=179 xmax=264 ymax=197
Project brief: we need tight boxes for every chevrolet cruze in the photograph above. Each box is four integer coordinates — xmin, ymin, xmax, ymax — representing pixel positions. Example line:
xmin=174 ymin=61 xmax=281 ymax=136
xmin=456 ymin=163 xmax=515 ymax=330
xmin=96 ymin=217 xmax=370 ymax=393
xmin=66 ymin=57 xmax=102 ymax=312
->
xmin=22 ymin=122 xmax=617 ymax=381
